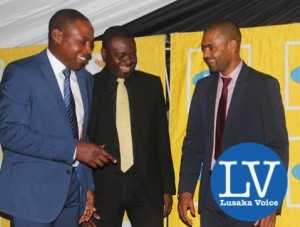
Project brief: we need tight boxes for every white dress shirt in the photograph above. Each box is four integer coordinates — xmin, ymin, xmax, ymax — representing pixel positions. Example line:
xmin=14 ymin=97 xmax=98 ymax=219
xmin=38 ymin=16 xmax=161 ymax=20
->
xmin=47 ymin=49 xmax=84 ymax=165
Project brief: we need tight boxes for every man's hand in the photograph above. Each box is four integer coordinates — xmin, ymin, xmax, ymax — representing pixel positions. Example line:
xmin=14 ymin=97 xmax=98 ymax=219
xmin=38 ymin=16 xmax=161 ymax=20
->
xmin=76 ymin=143 xmax=117 ymax=168
xmin=178 ymin=192 xmax=195 ymax=226
xmin=254 ymin=214 xmax=276 ymax=227
xmin=79 ymin=191 xmax=100 ymax=224
xmin=163 ymin=193 xmax=173 ymax=217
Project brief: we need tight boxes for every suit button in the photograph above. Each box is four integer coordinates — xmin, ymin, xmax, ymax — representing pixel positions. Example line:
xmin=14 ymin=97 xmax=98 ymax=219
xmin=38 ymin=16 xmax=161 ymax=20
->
xmin=66 ymin=169 xmax=71 ymax=174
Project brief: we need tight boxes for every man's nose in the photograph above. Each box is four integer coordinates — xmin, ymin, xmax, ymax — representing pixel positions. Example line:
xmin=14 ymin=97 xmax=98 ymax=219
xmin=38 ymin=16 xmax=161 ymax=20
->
xmin=203 ymin=49 xmax=211 ymax=59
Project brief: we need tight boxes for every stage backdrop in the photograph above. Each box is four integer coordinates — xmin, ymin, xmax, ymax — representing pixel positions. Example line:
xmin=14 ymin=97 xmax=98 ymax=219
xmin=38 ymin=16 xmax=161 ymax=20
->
xmin=2 ymin=24 xmax=300 ymax=227
xmin=169 ymin=23 xmax=300 ymax=227
xmin=0 ymin=35 xmax=167 ymax=227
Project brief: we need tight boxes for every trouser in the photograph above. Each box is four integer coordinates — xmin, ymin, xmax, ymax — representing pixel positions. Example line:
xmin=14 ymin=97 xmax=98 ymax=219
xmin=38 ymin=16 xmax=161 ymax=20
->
xmin=95 ymin=168 xmax=163 ymax=227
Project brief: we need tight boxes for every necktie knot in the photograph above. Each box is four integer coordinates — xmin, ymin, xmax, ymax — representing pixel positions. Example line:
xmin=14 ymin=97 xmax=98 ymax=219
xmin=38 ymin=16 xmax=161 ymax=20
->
xmin=117 ymin=78 xmax=125 ymax=84
xmin=222 ymin=77 xmax=231 ymax=89
xmin=63 ymin=68 xmax=71 ymax=79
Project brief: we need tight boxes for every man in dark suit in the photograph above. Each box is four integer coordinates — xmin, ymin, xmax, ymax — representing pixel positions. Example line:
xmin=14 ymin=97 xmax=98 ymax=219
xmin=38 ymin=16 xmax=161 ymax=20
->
xmin=0 ymin=9 xmax=115 ymax=227
xmin=89 ymin=26 xmax=176 ymax=227
xmin=178 ymin=21 xmax=288 ymax=227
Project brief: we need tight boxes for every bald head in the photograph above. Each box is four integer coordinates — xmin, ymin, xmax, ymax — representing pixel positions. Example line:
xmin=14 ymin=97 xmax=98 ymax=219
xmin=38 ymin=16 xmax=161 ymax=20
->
xmin=201 ymin=20 xmax=242 ymax=75
xmin=205 ymin=20 xmax=241 ymax=49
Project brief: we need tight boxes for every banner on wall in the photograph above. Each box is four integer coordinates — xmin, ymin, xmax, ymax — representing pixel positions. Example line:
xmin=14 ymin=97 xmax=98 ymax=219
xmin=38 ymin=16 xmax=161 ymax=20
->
xmin=169 ymin=23 xmax=300 ymax=227
xmin=0 ymin=35 xmax=167 ymax=227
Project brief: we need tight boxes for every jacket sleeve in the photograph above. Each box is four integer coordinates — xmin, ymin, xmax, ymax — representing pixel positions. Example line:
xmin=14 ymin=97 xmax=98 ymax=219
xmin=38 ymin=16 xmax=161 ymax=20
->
xmin=178 ymin=82 xmax=205 ymax=194
xmin=261 ymin=78 xmax=289 ymax=215
xmin=0 ymin=63 xmax=76 ymax=164
xmin=261 ymin=78 xmax=289 ymax=169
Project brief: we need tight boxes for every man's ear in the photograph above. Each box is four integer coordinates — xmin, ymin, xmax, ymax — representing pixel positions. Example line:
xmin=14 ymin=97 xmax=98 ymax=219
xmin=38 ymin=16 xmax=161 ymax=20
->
xmin=51 ymin=28 xmax=63 ymax=45
xmin=229 ymin=39 xmax=239 ymax=52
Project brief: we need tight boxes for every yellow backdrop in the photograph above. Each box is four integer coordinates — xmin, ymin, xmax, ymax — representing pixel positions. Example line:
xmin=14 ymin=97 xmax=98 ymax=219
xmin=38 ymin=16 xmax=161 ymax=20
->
xmin=2 ymin=24 xmax=300 ymax=227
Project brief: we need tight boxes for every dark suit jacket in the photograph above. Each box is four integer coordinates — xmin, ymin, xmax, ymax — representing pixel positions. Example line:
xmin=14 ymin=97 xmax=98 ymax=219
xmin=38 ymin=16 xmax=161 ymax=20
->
xmin=89 ymin=67 xmax=175 ymax=206
xmin=178 ymin=63 xmax=289 ymax=212
xmin=0 ymin=50 xmax=94 ymax=222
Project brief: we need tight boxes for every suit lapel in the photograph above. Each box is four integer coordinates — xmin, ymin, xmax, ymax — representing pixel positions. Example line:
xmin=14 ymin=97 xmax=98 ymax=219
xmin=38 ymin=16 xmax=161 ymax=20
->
xmin=207 ymin=74 xmax=219 ymax=152
xmin=224 ymin=64 xmax=250 ymax=140
xmin=100 ymin=69 xmax=119 ymax=155
xmin=103 ymin=70 xmax=117 ymax=122
xmin=38 ymin=51 xmax=68 ymax=118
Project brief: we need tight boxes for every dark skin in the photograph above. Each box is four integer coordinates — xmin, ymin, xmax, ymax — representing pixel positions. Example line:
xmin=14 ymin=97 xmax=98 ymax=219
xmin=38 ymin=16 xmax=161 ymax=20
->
xmin=101 ymin=35 xmax=173 ymax=217
xmin=79 ymin=190 xmax=100 ymax=225
xmin=102 ymin=36 xmax=137 ymax=78
xmin=49 ymin=19 xmax=117 ymax=224
xmin=178 ymin=192 xmax=195 ymax=226
xmin=178 ymin=25 xmax=276 ymax=227
xmin=201 ymin=26 xmax=241 ymax=76
xmin=49 ymin=19 xmax=117 ymax=169
xmin=49 ymin=19 xmax=94 ymax=71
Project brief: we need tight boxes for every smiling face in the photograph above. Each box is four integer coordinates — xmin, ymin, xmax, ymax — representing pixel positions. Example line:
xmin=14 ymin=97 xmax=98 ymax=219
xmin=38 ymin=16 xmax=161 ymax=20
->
xmin=102 ymin=36 xmax=137 ymax=78
xmin=50 ymin=19 xmax=94 ymax=70
xmin=201 ymin=28 xmax=234 ymax=75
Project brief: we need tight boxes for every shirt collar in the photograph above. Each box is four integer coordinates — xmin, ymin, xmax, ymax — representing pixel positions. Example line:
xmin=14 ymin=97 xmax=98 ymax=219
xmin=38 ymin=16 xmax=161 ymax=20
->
xmin=47 ymin=49 xmax=66 ymax=77
xmin=219 ymin=60 xmax=243 ymax=82
xmin=104 ymin=67 xmax=135 ymax=84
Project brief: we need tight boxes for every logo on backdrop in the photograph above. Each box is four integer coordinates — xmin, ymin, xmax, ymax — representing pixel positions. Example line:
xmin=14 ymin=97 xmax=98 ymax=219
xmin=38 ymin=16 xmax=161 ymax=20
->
xmin=210 ymin=143 xmax=287 ymax=221
xmin=291 ymin=66 xmax=300 ymax=84
xmin=192 ymin=70 xmax=210 ymax=84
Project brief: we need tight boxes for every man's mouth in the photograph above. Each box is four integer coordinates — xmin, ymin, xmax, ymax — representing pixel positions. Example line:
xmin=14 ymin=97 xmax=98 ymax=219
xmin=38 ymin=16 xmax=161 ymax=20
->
xmin=120 ymin=65 xmax=132 ymax=72
xmin=206 ymin=58 xmax=215 ymax=64
xmin=78 ymin=55 xmax=91 ymax=63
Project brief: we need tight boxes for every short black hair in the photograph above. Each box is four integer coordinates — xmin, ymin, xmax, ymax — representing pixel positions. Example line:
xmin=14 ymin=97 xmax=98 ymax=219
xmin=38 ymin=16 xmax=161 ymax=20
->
xmin=102 ymin=26 xmax=133 ymax=49
xmin=205 ymin=20 xmax=241 ymax=45
xmin=48 ymin=9 xmax=90 ymax=39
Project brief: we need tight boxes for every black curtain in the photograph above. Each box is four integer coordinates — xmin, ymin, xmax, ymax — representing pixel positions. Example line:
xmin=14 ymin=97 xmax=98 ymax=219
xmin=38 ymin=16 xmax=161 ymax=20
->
xmin=96 ymin=0 xmax=300 ymax=39
xmin=94 ymin=0 xmax=300 ymax=108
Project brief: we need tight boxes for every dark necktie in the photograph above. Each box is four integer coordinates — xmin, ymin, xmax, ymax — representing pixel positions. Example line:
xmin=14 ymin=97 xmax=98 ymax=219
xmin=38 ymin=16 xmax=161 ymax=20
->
xmin=62 ymin=68 xmax=79 ymax=139
xmin=214 ymin=77 xmax=232 ymax=160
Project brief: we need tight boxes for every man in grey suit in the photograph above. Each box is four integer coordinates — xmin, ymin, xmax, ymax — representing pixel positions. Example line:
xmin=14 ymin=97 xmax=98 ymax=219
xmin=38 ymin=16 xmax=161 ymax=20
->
xmin=0 ymin=9 xmax=115 ymax=227
xmin=178 ymin=21 xmax=288 ymax=227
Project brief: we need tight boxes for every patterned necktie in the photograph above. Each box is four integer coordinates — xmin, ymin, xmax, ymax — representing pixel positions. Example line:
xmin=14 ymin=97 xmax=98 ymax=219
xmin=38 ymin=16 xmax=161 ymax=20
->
xmin=63 ymin=68 xmax=79 ymax=139
xmin=116 ymin=78 xmax=134 ymax=172
xmin=214 ymin=77 xmax=232 ymax=160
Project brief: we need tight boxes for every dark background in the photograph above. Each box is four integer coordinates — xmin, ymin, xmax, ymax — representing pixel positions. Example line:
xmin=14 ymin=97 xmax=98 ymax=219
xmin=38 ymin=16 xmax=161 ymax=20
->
xmin=96 ymin=0 xmax=300 ymax=39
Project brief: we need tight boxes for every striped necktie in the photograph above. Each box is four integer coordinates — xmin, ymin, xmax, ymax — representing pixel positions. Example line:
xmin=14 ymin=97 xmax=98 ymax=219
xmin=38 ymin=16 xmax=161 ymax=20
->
xmin=63 ymin=68 xmax=79 ymax=139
